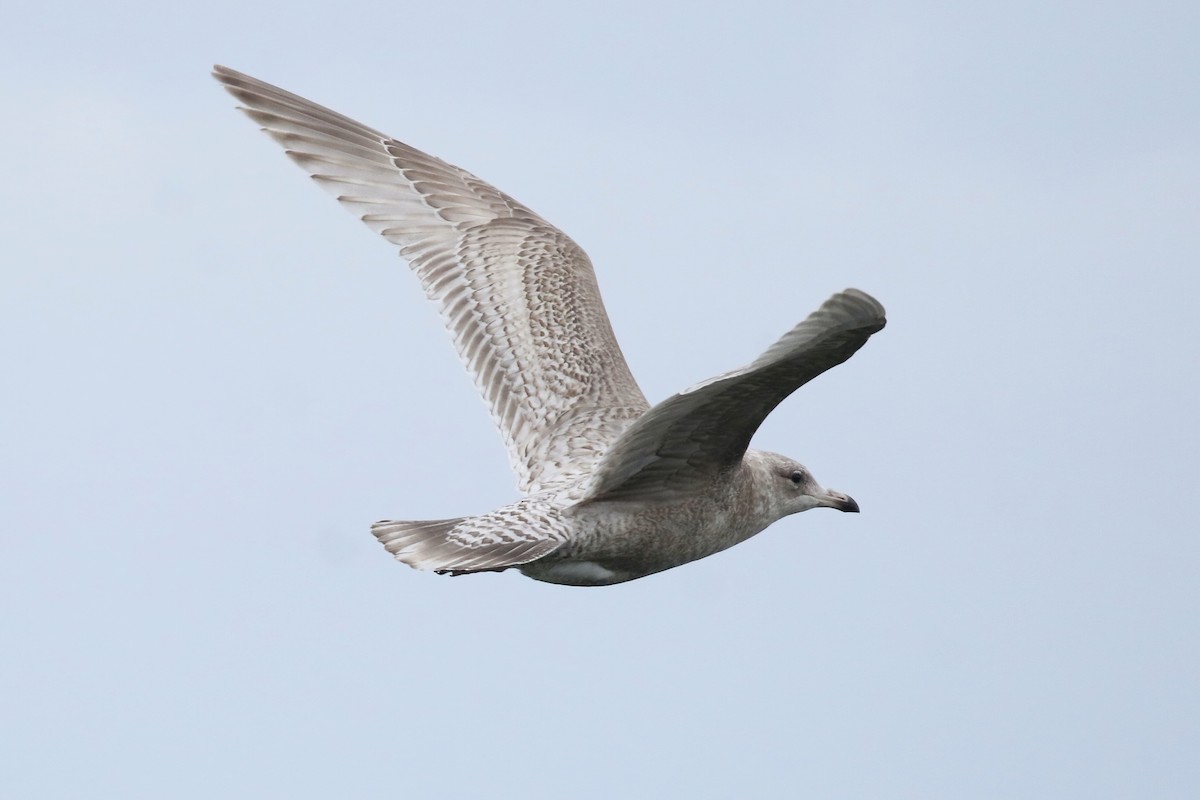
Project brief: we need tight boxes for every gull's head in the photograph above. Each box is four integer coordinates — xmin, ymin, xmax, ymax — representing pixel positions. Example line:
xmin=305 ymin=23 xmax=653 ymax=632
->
xmin=750 ymin=450 xmax=860 ymax=519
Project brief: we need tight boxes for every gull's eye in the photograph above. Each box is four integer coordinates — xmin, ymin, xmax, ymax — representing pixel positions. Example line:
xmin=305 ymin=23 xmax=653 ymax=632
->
xmin=790 ymin=471 xmax=804 ymax=485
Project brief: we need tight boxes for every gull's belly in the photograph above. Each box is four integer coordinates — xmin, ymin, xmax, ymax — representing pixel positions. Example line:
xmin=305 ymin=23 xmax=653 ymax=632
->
xmin=520 ymin=497 xmax=771 ymax=586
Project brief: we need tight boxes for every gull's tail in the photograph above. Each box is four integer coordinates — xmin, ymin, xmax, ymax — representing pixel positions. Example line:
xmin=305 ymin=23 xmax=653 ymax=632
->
xmin=371 ymin=516 xmax=559 ymax=576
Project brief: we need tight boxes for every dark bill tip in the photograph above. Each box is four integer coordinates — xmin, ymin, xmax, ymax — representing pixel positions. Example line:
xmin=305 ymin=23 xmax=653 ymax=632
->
xmin=828 ymin=491 xmax=860 ymax=513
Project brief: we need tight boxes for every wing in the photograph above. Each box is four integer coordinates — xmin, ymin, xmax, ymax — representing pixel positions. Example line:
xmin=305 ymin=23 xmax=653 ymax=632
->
xmin=213 ymin=66 xmax=649 ymax=493
xmin=584 ymin=289 xmax=885 ymax=502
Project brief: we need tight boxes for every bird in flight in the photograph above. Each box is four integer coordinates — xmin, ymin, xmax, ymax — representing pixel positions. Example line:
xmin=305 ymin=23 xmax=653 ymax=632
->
xmin=214 ymin=66 xmax=886 ymax=586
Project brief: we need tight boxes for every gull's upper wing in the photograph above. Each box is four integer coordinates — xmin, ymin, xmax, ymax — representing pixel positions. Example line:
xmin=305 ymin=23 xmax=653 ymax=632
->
xmin=583 ymin=289 xmax=885 ymax=502
xmin=213 ymin=66 xmax=649 ymax=493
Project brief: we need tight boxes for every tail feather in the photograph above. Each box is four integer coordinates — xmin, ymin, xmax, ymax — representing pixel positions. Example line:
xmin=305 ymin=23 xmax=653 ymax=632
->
xmin=371 ymin=517 xmax=558 ymax=576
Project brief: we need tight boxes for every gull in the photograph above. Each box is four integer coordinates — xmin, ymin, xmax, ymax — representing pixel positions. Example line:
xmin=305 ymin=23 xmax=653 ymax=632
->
xmin=213 ymin=66 xmax=886 ymax=586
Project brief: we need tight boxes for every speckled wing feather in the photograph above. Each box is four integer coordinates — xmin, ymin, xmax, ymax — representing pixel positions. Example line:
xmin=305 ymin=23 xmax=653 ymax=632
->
xmin=213 ymin=66 xmax=649 ymax=493
xmin=584 ymin=289 xmax=886 ymax=502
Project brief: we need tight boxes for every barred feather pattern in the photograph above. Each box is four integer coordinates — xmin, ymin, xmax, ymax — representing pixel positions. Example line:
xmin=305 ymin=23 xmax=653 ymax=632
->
xmin=213 ymin=66 xmax=648 ymax=494
xmin=372 ymin=497 xmax=571 ymax=575
xmin=215 ymin=67 xmax=888 ymax=586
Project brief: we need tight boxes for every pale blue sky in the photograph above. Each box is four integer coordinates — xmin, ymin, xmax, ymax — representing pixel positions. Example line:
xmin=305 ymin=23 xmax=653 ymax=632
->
xmin=3 ymin=1 xmax=1198 ymax=797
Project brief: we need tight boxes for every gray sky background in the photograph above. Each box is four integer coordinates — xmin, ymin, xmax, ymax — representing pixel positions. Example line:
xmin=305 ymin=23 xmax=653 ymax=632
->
xmin=3 ymin=1 xmax=1197 ymax=797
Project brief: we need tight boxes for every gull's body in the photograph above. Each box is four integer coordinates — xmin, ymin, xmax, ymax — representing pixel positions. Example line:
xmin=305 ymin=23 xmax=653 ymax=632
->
xmin=214 ymin=66 xmax=886 ymax=586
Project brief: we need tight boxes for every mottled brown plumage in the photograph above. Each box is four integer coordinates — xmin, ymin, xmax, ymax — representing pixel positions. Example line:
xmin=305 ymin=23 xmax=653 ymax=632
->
xmin=214 ymin=66 xmax=885 ymax=585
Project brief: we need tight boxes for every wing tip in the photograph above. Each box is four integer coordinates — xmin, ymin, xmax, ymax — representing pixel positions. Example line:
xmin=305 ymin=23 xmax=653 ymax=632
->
xmin=832 ymin=287 xmax=887 ymax=329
